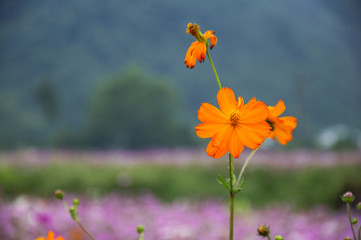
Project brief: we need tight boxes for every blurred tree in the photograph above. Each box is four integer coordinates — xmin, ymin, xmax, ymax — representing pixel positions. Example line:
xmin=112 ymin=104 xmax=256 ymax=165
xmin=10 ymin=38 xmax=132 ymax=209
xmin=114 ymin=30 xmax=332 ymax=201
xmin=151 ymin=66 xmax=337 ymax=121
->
xmin=34 ymin=78 xmax=58 ymax=120
xmin=81 ymin=69 xmax=195 ymax=148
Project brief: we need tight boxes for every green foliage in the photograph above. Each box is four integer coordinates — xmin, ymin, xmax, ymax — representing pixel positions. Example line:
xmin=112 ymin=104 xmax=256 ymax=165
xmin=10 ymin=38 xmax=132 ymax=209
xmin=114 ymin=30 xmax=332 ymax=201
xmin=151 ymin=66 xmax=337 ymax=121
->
xmin=80 ymin=69 xmax=195 ymax=148
xmin=1 ymin=163 xmax=360 ymax=209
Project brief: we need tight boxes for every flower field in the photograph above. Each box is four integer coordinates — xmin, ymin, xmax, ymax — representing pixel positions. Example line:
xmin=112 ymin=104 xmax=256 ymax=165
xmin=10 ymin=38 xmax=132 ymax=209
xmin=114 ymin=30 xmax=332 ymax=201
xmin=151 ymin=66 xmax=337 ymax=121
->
xmin=0 ymin=149 xmax=360 ymax=239
xmin=1 ymin=193 xmax=360 ymax=240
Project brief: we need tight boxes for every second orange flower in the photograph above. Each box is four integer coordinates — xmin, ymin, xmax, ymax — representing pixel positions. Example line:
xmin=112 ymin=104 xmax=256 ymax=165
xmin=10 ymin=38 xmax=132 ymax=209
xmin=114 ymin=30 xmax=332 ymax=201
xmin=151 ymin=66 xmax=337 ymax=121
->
xmin=195 ymin=87 xmax=271 ymax=159
xmin=184 ymin=23 xmax=217 ymax=68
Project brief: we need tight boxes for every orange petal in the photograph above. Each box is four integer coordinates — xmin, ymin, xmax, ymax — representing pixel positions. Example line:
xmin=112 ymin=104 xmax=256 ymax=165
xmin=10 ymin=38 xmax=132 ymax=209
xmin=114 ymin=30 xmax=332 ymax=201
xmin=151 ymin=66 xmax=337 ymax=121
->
xmin=206 ymin=138 xmax=228 ymax=159
xmin=194 ymin=43 xmax=206 ymax=62
xmin=55 ymin=236 xmax=65 ymax=240
xmin=197 ymin=103 xmax=228 ymax=123
xmin=212 ymin=125 xmax=235 ymax=153
xmin=204 ymin=30 xmax=217 ymax=49
xmin=274 ymin=124 xmax=293 ymax=145
xmin=239 ymin=99 xmax=269 ymax=124
xmin=279 ymin=116 xmax=297 ymax=130
xmin=184 ymin=42 xmax=198 ymax=68
xmin=217 ymin=87 xmax=238 ymax=114
xmin=35 ymin=238 xmax=45 ymax=240
xmin=195 ymin=122 xmax=228 ymax=138
xmin=46 ymin=231 xmax=55 ymax=240
xmin=268 ymin=100 xmax=285 ymax=117
xmin=228 ymin=130 xmax=244 ymax=158
xmin=236 ymin=123 xmax=270 ymax=149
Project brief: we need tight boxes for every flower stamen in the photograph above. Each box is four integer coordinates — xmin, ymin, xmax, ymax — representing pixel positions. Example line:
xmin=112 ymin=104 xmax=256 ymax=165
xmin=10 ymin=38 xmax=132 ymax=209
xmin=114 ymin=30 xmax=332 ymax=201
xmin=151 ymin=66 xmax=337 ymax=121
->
xmin=229 ymin=111 xmax=240 ymax=126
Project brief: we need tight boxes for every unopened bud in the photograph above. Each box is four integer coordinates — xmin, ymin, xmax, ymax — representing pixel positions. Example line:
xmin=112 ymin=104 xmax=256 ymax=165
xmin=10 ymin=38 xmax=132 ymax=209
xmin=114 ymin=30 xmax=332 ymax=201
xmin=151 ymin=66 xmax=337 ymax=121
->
xmin=341 ymin=191 xmax=355 ymax=203
xmin=257 ymin=224 xmax=270 ymax=237
xmin=54 ymin=190 xmax=64 ymax=200
xmin=275 ymin=235 xmax=283 ymax=240
xmin=351 ymin=218 xmax=358 ymax=225
xmin=344 ymin=237 xmax=352 ymax=240
xmin=69 ymin=206 xmax=77 ymax=220
xmin=137 ymin=225 xmax=145 ymax=234
xmin=357 ymin=202 xmax=361 ymax=210
xmin=73 ymin=198 xmax=79 ymax=207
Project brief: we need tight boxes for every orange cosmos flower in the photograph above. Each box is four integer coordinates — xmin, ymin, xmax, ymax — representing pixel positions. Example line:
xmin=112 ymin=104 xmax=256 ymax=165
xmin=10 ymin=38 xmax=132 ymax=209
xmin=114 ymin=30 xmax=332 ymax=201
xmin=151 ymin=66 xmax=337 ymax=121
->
xmin=195 ymin=87 xmax=271 ymax=159
xmin=36 ymin=231 xmax=65 ymax=240
xmin=266 ymin=100 xmax=297 ymax=145
xmin=184 ymin=23 xmax=217 ymax=68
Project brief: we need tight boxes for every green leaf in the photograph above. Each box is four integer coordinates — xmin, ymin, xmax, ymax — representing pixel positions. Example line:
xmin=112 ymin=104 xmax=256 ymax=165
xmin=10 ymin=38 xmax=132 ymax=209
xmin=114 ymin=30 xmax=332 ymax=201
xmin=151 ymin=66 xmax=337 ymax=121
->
xmin=217 ymin=175 xmax=231 ymax=192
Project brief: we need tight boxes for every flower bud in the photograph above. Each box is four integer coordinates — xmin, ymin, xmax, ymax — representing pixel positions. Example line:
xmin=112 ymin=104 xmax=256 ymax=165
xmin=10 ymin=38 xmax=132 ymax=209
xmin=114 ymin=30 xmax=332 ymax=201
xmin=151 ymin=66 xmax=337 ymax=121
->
xmin=357 ymin=202 xmax=361 ymax=210
xmin=344 ymin=237 xmax=352 ymax=240
xmin=73 ymin=198 xmax=80 ymax=207
xmin=69 ymin=206 xmax=78 ymax=220
xmin=341 ymin=191 xmax=355 ymax=203
xmin=54 ymin=190 xmax=64 ymax=200
xmin=275 ymin=235 xmax=283 ymax=240
xmin=137 ymin=225 xmax=145 ymax=234
xmin=257 ymin=224 xmax=270 ymax=237
xmin=351 ymin=218 xmax=358 ymax=225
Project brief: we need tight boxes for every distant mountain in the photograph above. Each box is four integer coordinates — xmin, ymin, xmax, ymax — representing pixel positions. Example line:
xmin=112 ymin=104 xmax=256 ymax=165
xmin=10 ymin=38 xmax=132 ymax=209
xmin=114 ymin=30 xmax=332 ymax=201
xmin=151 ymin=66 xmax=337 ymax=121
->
xmin=1 ymin=0 xmax=360 ymax=148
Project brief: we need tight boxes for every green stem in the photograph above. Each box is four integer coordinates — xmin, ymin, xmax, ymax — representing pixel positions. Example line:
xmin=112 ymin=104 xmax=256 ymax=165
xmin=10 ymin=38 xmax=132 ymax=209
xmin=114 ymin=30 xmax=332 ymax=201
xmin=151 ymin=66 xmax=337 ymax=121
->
xmin=207 ymin=51 xmax=222 ymax=90
xmin=229 ymin=153 xmax=234 ymax=240
xmin=76 ymin=220 xmax=97 ymax=240
xmin=358 ymin=226 xmax=360 ymax=240
xmin=347 ymin=203 xmax=357 ymax=240
xmin=267 ymin=236 xmax=271 ymax=240
xmin=235 ymin=148 xmax=258 ymax=188
xmin=61 ymin=199 xmax=69 ymax=214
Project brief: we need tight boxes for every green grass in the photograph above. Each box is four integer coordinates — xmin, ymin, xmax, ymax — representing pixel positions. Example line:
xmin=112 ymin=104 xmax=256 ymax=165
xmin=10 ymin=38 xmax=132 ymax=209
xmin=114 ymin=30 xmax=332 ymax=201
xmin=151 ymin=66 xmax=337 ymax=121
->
xmin=0 ymin=162 xmax=360 ymax=209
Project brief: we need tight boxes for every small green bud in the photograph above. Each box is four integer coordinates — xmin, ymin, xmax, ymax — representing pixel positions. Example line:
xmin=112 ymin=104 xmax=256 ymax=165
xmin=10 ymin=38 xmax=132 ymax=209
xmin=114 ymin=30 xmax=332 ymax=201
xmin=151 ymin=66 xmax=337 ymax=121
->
xmin=341 ymin=191 xmax=355 ymax=203
xmin=343 ymin=237 xmax=352 ymax=240
xmin=73 ymin=198 xmax=80 ymax=207
xmin=351 ymin=218 xmax=358 ymax=224
xmin=137 ymin=225 xmax=145 ymax=234
xmin=357 ymin=202 xmax=361 ymax=210
xmin=54 ymin=189 xmax=64 ymax=200
xmin=69 ymin=206 xmax=78 ymax=220
xmin=275 ymin=235 xmax=283 ymax=240
xmin=257 ymin=224 xmax=270 ymax=237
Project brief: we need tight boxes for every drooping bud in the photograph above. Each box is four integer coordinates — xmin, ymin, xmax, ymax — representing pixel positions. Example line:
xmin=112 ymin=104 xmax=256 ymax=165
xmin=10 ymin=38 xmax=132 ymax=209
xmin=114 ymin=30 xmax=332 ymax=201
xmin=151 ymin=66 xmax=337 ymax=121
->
xmin=351 ymin=218 xmax=358 ymax=225
xmin=275 ymin=235 xmax=284 ymax=240
xmin=257 ymin=224 xmax=270 ymax=237
xmin=54 ymin=189 xmax=64 ymax=200
xmin=341 ymin=191 xmax=355 ymax=203
xmin=343 ymin=237 xmax=352 ymax=240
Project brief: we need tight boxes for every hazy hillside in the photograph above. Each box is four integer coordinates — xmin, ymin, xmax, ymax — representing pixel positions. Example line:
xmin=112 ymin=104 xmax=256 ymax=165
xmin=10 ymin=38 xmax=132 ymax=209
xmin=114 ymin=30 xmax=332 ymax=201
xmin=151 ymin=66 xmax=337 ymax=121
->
xmin=0 ymin=0 xmax=360 ymax=148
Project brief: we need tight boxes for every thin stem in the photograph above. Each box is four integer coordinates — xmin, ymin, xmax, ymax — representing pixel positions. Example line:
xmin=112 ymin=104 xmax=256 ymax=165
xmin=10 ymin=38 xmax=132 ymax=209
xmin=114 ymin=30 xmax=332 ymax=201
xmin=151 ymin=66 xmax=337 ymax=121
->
xmin=347 ymin=203 xmax=357 ymax=240
xmin=61 ymin=199 xmax=69 ymax=214
xmin=76 ymin=220 xmax=97 ymax=240
xmin=235 ymin=148 xmax=259 ymax=188
xmin=358 ymin=226 xmax=360 ymax=240
xmin=206 ymin=51 xmax=222 ymax=90
xmin=266 ymin=236 xmax=271 ymax=240
xmin=229 ymin=153 xmax=234 ymax=240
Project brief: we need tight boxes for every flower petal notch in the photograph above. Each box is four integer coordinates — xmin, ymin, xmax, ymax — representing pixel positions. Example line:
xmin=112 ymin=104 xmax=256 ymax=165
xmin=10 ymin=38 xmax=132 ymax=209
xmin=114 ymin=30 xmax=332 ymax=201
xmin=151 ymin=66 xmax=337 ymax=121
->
xmin=195 ymin=87 xmax=271 ymax=159
xmin=266 ymin=100 xmax=297 ymax=145
xmin=184 ymin=23 xmax=217 ymax=68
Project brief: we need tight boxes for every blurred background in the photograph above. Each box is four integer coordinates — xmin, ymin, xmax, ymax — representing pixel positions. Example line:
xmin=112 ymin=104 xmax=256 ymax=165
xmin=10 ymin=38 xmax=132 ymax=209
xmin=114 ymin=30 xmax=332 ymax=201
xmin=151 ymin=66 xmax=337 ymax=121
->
xmin=0 ymin=0 xmax=361 ymax=239
xmin=0 ymin=0 xmax=361 ymax=150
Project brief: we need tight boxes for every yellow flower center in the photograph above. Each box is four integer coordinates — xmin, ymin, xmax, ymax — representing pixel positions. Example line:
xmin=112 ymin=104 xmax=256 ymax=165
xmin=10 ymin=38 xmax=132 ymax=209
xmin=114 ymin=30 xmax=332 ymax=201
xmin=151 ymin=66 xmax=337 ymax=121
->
xmin=229 ymin=111 xmax=240 ymax=126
